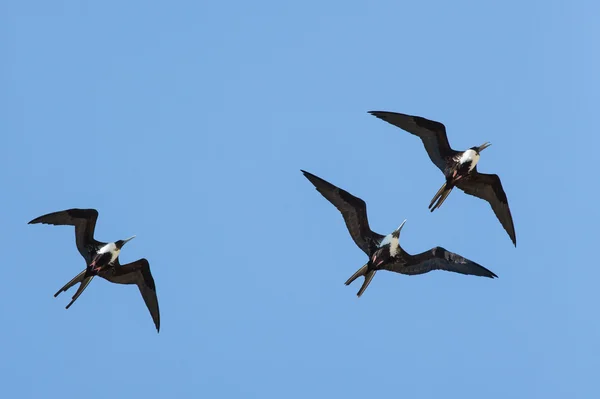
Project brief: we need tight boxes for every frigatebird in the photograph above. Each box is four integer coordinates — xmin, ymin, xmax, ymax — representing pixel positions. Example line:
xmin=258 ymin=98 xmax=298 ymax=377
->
xmin=28 ymin=208 xmax=160 ymax=332
xmin=301 ymin=170 xmax=497 ymax=297
xmin=369 ymin=110 xmax=516 ymax=247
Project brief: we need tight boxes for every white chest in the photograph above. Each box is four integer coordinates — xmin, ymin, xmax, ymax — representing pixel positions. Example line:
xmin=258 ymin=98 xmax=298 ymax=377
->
xmin=98 ymin=242 xmax=120 ymax=263
xmin=459 ymin=149 xmax=480 ymax=171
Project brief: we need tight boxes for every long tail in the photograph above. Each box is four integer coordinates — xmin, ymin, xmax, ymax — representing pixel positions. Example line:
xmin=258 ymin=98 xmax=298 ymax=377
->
xmin=345 ymin=263 xmax=377 ymax=298
xmin=54 ymin=269 xmax=87 ymax=297
xmin=54 ymin=269 xmax=95 ymax=309
xmin=65 ymin=276 xmax=94 ymax=309
xmin=428 ymin=181 xmax=454 ymax=212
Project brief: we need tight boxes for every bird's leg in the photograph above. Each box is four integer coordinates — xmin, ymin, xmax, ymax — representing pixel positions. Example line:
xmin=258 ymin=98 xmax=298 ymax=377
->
xmin=89 ymin=255 xmax=103 ymax=273
xmin=89 ymin=260 xmax=98 ymax=272
xmin=370 ymin=254 xmax=384 ymax=267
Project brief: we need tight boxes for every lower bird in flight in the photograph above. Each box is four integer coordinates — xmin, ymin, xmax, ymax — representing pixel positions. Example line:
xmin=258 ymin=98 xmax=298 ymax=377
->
xmin=369 ymin=110 xmax=516 ymax=247
xmin=302 ymin=170 xmax=497 ymax=297
xmin=28 ymin=208 xmax=160 ymax=332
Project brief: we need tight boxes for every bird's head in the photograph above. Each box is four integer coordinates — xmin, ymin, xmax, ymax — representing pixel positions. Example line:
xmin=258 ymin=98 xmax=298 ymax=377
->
xmin=471 ymin=142 xmax=492 ymax=154
xmin=391 ymin=219 xmax=407 ymax=239
xmin=115 ymin=235 xmax=136 ymax=249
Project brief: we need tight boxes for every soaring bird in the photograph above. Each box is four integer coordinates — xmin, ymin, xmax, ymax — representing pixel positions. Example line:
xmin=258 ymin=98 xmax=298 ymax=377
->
xmin=368 ymin=110 xmax=516 ymax=247
xmin=301 ymin=170 xmax=497 ymax=297
xmin=28 ymin=208 xmax=160 ymax=332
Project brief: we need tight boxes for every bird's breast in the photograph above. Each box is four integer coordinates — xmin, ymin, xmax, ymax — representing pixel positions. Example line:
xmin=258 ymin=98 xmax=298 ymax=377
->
xmin=109 ymin=249 xmax=120 ymax=263
xmin=389 ymin=237 xmax=400 ymax=257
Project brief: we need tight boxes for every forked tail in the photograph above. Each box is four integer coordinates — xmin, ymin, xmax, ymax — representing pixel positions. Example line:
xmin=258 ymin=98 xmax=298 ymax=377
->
xmin=54 ymin=269 xmax=86 ymax=297
xmin=429 ymin=181 xmax=454 ymax=212
xmin=54 ymin=269 xmax=95 ymax=309
xmin=345 ymin=263 xmax=377 ymax=298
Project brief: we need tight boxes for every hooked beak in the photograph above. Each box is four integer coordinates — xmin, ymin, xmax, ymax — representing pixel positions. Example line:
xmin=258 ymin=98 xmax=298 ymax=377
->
xmin=392 ymin=219 xmax=407 ymax=237
xmin=122 ymin=235 xmax=136 ymax=245
xmin=477 ymin=142 xmax=492 ymax=152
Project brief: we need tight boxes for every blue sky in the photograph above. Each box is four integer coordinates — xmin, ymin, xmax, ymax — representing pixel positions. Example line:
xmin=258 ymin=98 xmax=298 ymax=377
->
xmin=3 ymin=1 xmax=600 ymax=398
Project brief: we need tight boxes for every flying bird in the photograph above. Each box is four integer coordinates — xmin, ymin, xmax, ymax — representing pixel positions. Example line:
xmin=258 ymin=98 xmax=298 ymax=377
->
xmin=28 ymin=208 xmax=160 ymax=332
xmin=369 ymin=110 xmax=516 ymax=247
xmin=301 ymin=170 xmax=497 ymax=297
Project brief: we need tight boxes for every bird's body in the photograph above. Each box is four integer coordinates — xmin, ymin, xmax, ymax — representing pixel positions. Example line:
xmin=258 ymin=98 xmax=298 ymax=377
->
xmin=369 ymin=110 xmax=516 ymax=246
xmin=456 ymin=149 xmax=480 ymax=175
xmin=301 ymin=170 xmax=497 ymax=297
xmin=28 ymin=208 xmax=160 ymax=332
xmin=88 ymin=241 xmax=131 ymax=272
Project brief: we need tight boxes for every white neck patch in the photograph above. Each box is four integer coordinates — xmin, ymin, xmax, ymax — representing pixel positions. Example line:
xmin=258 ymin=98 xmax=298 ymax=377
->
xmin=379 ymin=233 xmax=392 ymax=248
xmin=459 ymin=149 xmax=480 ymax=171
xmin=98 ymin=242 xmax=120 ymax=263
xmin=389 ymin=236 xmax=400 ymax=257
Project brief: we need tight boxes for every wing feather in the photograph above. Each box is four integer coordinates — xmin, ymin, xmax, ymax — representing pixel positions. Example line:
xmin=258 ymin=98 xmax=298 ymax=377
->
xmin=456 ymin=171 xmax=516 ymax=246
xmin=385 ymin=247 xmax=497 ymax=278
xmin=101 ymin=259 xmax=160 ymax=332
xmin=28 ymin=209 xmax=100 ymax=262
xmin=369 ymin=111 xmax=457 ymax=171
xmin=302 ymin=170 xmax=384 ymax=255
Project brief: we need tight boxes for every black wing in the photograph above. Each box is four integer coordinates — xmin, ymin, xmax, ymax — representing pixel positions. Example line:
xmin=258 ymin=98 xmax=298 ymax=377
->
xmin=386 ymin=247 xmax=497 ymax=278
xmin=101 ymin=258 xmax=160 ymax=332
xmin=456 ymin=170 xmax=516 ymax=246
xmin=302 ymin=170 xmax=384 ymax=255
xmin=369 ymin=111 xmax=457 ymax=171
xmin=29 ymin=209 xmax=100 ymax=263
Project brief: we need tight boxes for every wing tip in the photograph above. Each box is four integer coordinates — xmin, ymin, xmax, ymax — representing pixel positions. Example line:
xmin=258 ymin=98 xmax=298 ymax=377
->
xmin=480 ymin=264 xmax=498 ymax=279
xmin=301 ymin=170 xmax=330 ymax=190
xmin=475 ymin=262 xmax=498 ymax=279
xmin=367 ymin=110 xmax=387 ymax=119
xmin=300 ymin=169 xmax=311 ymax=179
xmin=28 ymin=216 xmax=43 ymax=224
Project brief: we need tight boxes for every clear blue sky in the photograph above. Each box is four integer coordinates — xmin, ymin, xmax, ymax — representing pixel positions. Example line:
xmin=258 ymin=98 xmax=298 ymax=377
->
xmin=3 ymin=1 xmax=599 ymax=398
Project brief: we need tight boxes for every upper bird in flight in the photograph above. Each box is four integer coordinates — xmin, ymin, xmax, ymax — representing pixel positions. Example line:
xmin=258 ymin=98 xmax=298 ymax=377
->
xmin=369 ymin=110 xmax=516 ymax=247
xmin=28 ymin=208 xmax=160 ymax=332
xmin=301 ymin=170 xmax=497 ymax=297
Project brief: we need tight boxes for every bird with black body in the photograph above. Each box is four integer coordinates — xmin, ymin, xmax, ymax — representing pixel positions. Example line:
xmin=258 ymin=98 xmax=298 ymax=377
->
xmin=369 ymin=110 xmax=516 ymax=247
xmin=28 ymin=208 xmax=160 ymax=332
xmin=301 ymin=170 xmax=497 ymax=297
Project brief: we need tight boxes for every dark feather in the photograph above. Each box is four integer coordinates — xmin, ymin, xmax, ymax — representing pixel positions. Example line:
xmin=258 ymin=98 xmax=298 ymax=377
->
xmin=369 ymin=111 xmax=458 ymax=171
xmin=100 ymin=259 xmax=160 ymax=332
xmin=301 ymin=170 xmax=384 ymax=255
xmin=385 ymin=247 xmax=497 ymax=278
xmin=29 ymin=209 xmax=100 ymax=263
xmin=65 ymin=276 xmax=95 ymax=309
xmin=54 ymin=269 xmax=87 ymax=298
xmin=456 ymin=170 xmax=516 ymax=246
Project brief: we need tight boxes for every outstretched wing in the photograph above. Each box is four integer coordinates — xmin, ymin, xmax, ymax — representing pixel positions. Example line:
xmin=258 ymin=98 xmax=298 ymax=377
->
xmin=386 ymin=247 xmax=497 ymax=278
xmin=29 ymin=209 xmax=100 ymax=263
xmin=101 ymin=258 xmax=160 ymax=332
xmin=456 ymin=170 xmax=516 ymax=246
xmin=302 ymin=170 xmax=384 ymax=255
xmin=369 ymin=111 xmax=457 ymax=171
